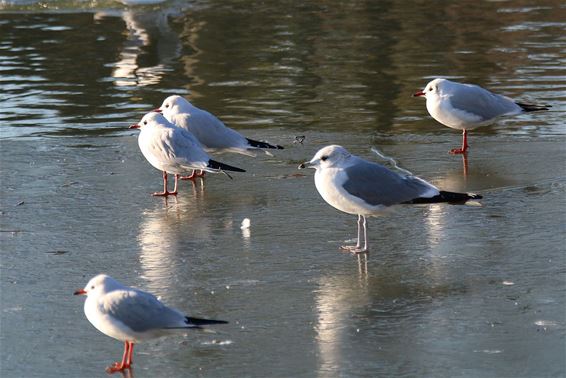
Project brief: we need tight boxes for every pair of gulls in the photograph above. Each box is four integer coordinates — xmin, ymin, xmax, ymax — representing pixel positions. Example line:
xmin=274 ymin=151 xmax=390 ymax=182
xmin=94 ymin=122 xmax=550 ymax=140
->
xmin=85 ymin=78 xmax=547 ymax=373
xmin=130 ymin=95 xmax=283 ymax=196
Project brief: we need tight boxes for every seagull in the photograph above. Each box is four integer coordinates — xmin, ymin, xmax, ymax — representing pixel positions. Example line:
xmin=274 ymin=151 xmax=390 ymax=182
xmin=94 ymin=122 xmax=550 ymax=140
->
xmin=299 ymin=145 xmax=482 ymax=253
xmin=414 ymin=78 xmax=549 ymax=154
xmin=129 ymin=112 xmax=245 ymax=196
xmin=74 ymin=274 xmax=228 ymax=373
xmin=155 ymin=95 xmax=283 ymax=177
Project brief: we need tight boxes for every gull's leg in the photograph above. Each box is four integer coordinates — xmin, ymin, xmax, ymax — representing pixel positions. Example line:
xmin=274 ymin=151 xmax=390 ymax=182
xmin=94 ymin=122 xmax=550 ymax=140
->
xmin=153 ymin=171 xmax=178 ymax=196
xmin=152 ymin=171 xmax=169 ymax=196
xmin=196 ymin=170 xmax=206 ymax=177
xmin=450 ymin=129 xmax=469 ymax=154
xmin=180 ymin=169 xmax=202 ymax=180
xmin=358 ymin=216 xmax=369 ymax=253
xmin=170 ymin=174 xmax=179 ymax=195
xmin=125 ymin=342 xmax=134 ymax=368
xmin=358 ymin=215 xmax=364 ymax=249
xmin=340 ymin=215 xmax=365 ymax=252
xmin=106 ymin=341 xmax=130 ymax=373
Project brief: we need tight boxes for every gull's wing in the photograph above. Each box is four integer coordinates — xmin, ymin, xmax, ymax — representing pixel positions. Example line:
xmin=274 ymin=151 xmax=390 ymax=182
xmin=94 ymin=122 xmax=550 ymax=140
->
xmin=101 ymin=289 xmax=190 ymax=333
xmin=342 ymin=157 xmax=439 ymax=207
xmin=448 ymin=82 xmax=521 ymax=122
xmin=166 ymin=127 xmax=211 ymax=170
xmin=179 ymin=109 xmax=250 ymax=151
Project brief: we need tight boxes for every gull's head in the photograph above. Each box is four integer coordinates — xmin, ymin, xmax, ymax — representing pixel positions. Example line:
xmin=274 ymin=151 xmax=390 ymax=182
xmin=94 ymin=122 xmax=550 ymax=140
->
xmin=413 ymin=78 xmax=446 ymax=99
xmin=74 ymin=274 xmax=123 ymax=297
xmin=129 ymin=111 xmax=167 ymax=130
xmin=156 ymin=95 xmax=191 ymax=117
xmin=298 ymin=145 xmax=351 ymax=170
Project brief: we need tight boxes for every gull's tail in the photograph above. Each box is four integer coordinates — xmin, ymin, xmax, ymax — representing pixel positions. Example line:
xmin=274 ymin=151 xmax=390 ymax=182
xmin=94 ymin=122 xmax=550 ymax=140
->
xmin=404 ymin=191 xmax=482 ymax=204
xmin=206 ymin=159 xmax=245 ymax=180
xmin=246 ymin=138 xmax=284 ymax=150
xmin=185 ymin=316 xmax=229 ymax=326
xmin=516 ymin=102 xmax=550 ymax=112
xmin=207 ymin=160 xmax=246 ymax=173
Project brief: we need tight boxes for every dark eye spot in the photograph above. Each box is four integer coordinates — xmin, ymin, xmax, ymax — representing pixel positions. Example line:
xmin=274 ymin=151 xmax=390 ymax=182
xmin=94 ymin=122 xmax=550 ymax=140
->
xmin=144 ymin=121 xmax=147 ymax=125
xmin=321 ymin=156 xmax=328 ymax=161
xmin=165 ymin=104 xmax=169 ymax=108
xmin=429 ymin=87 xmax=433 ymax=91
xmin=91 ymin=285 xmax=94 ymax=290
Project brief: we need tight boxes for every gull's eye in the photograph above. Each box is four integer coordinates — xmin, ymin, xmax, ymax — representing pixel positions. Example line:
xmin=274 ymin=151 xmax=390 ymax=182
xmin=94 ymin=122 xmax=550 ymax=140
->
xmin=165 ymin=104 xmax=170 ymax=108
xmin=90 ymin=285 xmax=95 ymax=290
xmin=143 ymin=121 xmax=148 ymax=125
xmin=321 ymin=155 xmax=328 ymax=162
xmin=428 ymin=87 xmax=433 ymax=91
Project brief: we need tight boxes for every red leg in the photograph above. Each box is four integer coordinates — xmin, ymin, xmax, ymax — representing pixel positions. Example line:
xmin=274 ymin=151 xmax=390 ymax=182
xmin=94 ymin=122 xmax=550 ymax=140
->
xmin=125 ymin=342 xmax=134 ymax=367
xmin=196 ymin=170 xmax=206 ymax=177
xmin=450 ymin=130 xmax=469 ymax=154
xmin=152 ymin=171 xmax=178 ymax=196
xmin=106 ymin=341 xmax=130 ymax=373
xmin=180 ymin=170 xmax=198 ymax=180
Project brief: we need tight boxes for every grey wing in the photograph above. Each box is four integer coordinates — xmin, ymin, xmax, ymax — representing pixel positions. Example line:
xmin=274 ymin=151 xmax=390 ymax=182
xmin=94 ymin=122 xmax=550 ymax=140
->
xmin=342 ymin=158 xmax=438 ymax=207
xmin=103 ymin=290 xmax=187 ymax=332
xmin=187 ymin=111 xmax=248 ymax=150
xmin=449 ymin=83 xmax=521 ymax=121
xmin=168 ymin=128 xmax=210 ymax=169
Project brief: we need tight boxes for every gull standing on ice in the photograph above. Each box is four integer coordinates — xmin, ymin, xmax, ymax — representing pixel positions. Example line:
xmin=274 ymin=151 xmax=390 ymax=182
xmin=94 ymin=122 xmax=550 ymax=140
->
xmin=156 ymin=95 xmax=283 ymax=177
xmin=414 ymin=78 xmax=549 ymax=154
xmin=129 ymin=112 xmax=245 ymax=196
xmin=299 ymin=145 xmax=482 ymax=253
xmin=74 ymin=274 xmax=228 ymax=373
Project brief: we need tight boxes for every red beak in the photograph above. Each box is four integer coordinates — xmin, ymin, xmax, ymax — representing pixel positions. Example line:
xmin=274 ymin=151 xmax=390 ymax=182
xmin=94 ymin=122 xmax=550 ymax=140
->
xmin=413 ymin=90 xmax=425 ymax=97
xmin=74 ymin=289 xmax=87 ymax=296
xmin=129 ymin=124 xmax=140 ymax=129
xmin=153 ymin=108 xmax=162 ymax=113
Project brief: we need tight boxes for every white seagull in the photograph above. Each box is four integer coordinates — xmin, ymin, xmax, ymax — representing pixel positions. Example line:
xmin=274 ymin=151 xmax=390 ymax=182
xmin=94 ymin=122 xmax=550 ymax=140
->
xmin=74 ymin=274 xmax=227 ymax=373
xmin=299 ymin=145 xmax=482 ymax=253
xmin=155 ymin=95 xmax=282 ymax=177
xmin=414 ymin=78 xmax=549 ymax=154
xmin=129 ymin=112 xmax=245 ymax=196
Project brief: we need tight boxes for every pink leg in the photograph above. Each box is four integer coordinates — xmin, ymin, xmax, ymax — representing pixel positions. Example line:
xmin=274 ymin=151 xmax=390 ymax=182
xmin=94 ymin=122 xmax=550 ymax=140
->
xmin=196 ymin=170 xmax=206 ymax=177
xmin=180 ymin=170 xmax=199 ymax=180
xmin=125 ymin=342 xmax=134 ymax=367
xmin=450 ymin=130 xmax=469 ymax=154
xmin=106 ymin=341 xmax=131 ymax=373
xmin=152 ymin=171 xmax=178 ymax=196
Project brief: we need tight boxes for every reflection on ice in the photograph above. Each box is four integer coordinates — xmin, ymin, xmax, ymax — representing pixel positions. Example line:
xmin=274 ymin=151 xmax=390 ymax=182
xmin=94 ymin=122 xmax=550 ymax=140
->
xmin=94 ymin=5 xmax=183 ymax=88
xmin=315 ymin=261 xmax=370 ymax=374
xmin=137 ymin=190 xmax=211 ymax=296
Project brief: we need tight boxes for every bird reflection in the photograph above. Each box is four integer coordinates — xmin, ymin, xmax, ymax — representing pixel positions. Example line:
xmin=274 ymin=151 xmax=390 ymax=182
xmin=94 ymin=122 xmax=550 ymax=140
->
xmin=94 ymin=4 xmax=185 ymax=88
xmin=116 ymin=367 xmax=134 ymax=378
xmin=137 ymin=190 xmax=211 ymax=297
xmin=315 ymin=259 xmax=370 ymax=372
xmin=461 ymin=153 xmax=469 ymax=177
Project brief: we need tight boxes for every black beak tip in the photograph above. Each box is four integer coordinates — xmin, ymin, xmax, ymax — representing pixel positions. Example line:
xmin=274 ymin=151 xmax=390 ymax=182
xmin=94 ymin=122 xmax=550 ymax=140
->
xmin=298 ymin=163 xmax=306 ymax=169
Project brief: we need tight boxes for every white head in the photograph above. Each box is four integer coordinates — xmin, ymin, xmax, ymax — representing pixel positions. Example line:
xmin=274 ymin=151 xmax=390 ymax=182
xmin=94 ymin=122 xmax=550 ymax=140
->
xmin=298 ymin=145 xmax=352 ymax=170
xmin=157 ymin=95 xmax=192 ymax=118
xmin=413 ymin=78 xmax=449 ymax=99
xmin=129 ymin=111 xmax=169 ymax=130
xmin=74 ymin=274 xmax=124 ymax=297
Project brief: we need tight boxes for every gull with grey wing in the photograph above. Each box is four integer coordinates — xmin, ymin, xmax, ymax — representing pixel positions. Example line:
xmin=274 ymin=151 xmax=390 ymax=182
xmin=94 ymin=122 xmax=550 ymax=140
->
xmin=299 ymin=145 xmax=482 ymax=253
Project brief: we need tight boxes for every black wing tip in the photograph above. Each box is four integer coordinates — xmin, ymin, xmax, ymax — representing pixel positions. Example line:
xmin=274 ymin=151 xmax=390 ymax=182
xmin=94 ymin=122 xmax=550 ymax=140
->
xmin=208 ymin=159 xmax=246 ymax=173
xmin=186 ymin=316 xmax=229 ymax=325
xmin=516 ymin=102 xmax=551 ymax=112
xmin=246 ymin=138 xmax=284 ymax=150
xmin=405 ymin=191 xmax=483 ymax=204
xmin=468 ymin=193 xmax=483 ymax=200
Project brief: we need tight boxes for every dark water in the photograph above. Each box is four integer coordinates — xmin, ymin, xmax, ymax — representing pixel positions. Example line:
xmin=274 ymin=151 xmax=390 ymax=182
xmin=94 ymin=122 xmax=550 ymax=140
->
xmin=1 ymin=1 xmax=565 ymax=377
